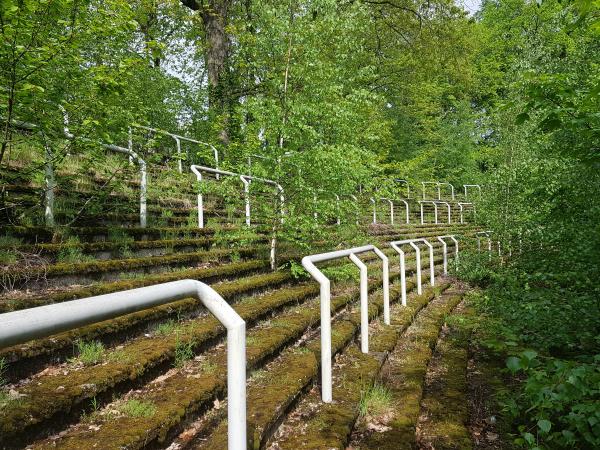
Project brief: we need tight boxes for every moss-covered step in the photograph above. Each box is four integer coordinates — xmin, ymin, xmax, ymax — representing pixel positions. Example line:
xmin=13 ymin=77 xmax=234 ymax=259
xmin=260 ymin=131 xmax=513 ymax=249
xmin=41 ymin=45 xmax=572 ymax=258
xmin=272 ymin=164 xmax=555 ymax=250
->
xmin=23 ymin=260 xmax=437 ymax=449
xmin=5 ymin=233 xmax=267 ymax=261
xmin=1 ymin=254 xmax=413 ymax=443
xmin=0 ymin=258 xmax=271 ymax=313
xmin=0 ymin=224 xmax=229 ymax=244
xmin=0 ymin=278 xmax=317 ymax=446
xmin=194 ymin=280 xmax=450 ymax=450
xmin=3 ymin=245 xmax=267 ymax=290
xmin=265 ymin=285 xmax=459 ymax=450
xmin=0 ymin=270 xmax=296 ymax=379
xmin=343 ymin=288 xmax=466 ymax=450
xmin=416 ymin=302 xmax=475 ymax=450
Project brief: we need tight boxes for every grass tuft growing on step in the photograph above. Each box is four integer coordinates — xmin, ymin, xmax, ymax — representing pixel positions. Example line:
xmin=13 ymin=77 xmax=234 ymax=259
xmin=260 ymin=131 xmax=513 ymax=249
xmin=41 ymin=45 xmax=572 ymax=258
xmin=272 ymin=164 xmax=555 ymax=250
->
xmin=359 ymin=382 xmax=393 ymax=418
xmin=117 ymin=400 xmax=157 ymax=418
xmin=69 ymin=340 xmax=105 ymax=366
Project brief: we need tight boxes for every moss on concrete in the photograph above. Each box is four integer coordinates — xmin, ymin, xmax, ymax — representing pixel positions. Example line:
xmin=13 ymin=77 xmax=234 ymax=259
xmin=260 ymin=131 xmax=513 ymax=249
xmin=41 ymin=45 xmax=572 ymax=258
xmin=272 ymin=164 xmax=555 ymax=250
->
xmin=416 ymin=303 xmax=475 ymax=450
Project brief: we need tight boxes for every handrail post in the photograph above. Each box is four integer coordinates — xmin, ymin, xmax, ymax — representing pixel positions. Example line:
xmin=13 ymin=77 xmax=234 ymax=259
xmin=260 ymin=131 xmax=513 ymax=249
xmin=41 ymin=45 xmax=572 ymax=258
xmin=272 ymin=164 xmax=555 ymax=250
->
xmin=335 ymin=194 xmax=341 ymax=225
xmin=422 ymin=238 xmax=435 ymax=287
xmin=240 ymin=176 xmax=251 ymax=226
xmin=435 ymin=201 xmax=451 ymax=224
xmin=390 ymin=238 xmax=435 ymax=304
xmin=191 ymin=166 xmax=205 ymax=228
xmin=174 ymin=136 xmax=183 ymax=174
xmin=350 ymin=194 xmax=359 ymax=225
xmin=437 ymin=235 xmax=458 ymax=275
xmin=301 ymin=244 xmax=389 ymax=403
xmin=382 ymin=198 xmax=394 ymax=225
xmin=408 ymin=241 xmax=423 ymax=294
xmin=438 ymin=237 xmax=448 ymax=274
xmin=371 ymin=197 xmax=376 ymax=224
xmin=399 ymin=199 xmax=409 ymax=224
xmin=349 ymin=253 xmax=369 ymax=353
xmin=371 ymin=247 xmax=390 ymax=325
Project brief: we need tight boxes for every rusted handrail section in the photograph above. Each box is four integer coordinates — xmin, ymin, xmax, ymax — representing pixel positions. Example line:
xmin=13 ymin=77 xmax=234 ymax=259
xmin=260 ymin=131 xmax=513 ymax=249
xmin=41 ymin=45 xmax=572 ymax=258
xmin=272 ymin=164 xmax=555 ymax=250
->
xmin=302 ymin=245 xmax=390 ymax=403
xmin=389 ymin=238 xmax=435 ymax=306
xmin=0 ymin=280 xmax=247 ymax=450
xmin=133 ymin=124 xmax=219 ymax=175
xmin=419 ymin=200 xmax=438 ymax=224
xmin=437 ymin=235 xmax=459 ymax=274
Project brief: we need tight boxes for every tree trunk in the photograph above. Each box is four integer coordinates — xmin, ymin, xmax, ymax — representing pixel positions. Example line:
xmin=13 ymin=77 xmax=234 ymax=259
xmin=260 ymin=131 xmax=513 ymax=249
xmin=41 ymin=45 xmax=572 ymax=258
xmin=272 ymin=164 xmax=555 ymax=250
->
xmin=181 ymin=0 xmax=232 ymax=145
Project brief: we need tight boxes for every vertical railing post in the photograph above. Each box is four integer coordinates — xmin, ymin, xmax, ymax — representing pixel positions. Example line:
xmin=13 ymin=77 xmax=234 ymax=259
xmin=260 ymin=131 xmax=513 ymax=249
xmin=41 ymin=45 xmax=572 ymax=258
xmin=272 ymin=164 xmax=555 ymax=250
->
xmin=371 ymin=197 xmax=376 ymax=224
xmin=174 ymin=136 xmax=183 ymax=174
xmin=349 ymin=253 xmax=369 ymax=353
xmin=43 ymin=143 xmax=56 ymax=227
xmin=240 ymin=176 xmax=251 ymax=226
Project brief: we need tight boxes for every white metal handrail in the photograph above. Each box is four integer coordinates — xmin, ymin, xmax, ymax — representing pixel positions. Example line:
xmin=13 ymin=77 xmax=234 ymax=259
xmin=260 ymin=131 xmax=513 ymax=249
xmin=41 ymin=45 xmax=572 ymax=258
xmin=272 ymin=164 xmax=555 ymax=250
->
xmin=61 ymin=106 xmax=148 ymax=228
xmin=0 ymin=279 xmax=246 ymax=450
xmin=458 ymin=202 xmax=476 ymax=224
xmin=240 ymin=175 xmax=285 ymax=226
xmin=301 ymin=245 xmax=390 ymax=403
xmin=389 ymin=238 xmax=435 ymax=307
xmin=463 ymin=184 xmax=481 ymax=200
xmin=422 ymin=181 xmax=438 ymax=199
xmin=370 ymin=197 xmax=394 ymax=225
xmin=434 ymin=200 xmax=451 ymax=224
xmin=437 ymin=182 xmax=455 ymax=200
xmin=380 ymin=197 xmax=394 ymax=225
xmin=437 ymin=235 xmax=459 ymax=274
xmin=190 ymin=165 xmax=284 ymax=229
xmin=134 ymin=124 xmax=219 ymax=175
xmin=476 ymin=230 xmax=493 ymax=260
xmin=398 ymin=199 xmax=409 ymax=224
xmin=350 ymin=194 xmax=359 ymax=225
xmin=395 ymin=179 xmax=410 ymax=198
xmin=419 ymin=200 xmax=438 ymax=224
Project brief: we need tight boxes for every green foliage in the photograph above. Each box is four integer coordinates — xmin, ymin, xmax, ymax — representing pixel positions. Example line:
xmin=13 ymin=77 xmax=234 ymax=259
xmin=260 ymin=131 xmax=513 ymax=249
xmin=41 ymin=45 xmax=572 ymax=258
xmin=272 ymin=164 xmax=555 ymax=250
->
xmin=359 ymin=382 xmax=393 ymax=418
xmin=69 ymin=340 xmax=105 ymax=366
xmin=174 ymin=335 xmax=195 ymax=368
xmin=288 ymin=260 xmax=308 ymax=280
xmin=503 ymin=352 xmax=600 ymax=449
xmin=117 ymin=399 xmax=157 ymax=418
xmin=107 ymin=228 xmax=134 ymax=258
xmin=322 ymin=264 xmax=360 ymax=283
xmin=57 ymin=236 xmax=94 ymax=263
xmin=153 ymin=319 xmax=180 ymax=336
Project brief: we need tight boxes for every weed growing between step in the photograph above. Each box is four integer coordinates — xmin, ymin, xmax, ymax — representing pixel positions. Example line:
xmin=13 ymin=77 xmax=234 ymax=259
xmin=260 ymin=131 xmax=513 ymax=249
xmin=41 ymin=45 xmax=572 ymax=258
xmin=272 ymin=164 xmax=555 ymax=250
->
xmin=359 ymin=382 xmax=394 ymax=419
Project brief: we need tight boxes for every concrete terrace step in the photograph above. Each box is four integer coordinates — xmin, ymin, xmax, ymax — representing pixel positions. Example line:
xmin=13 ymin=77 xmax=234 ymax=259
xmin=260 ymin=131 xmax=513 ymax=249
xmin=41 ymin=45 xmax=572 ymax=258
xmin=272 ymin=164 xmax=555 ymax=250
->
xmin=196 ymin=279 xmax=450 ymax=450
xmin=268 ymin=284 xmax=465 ymax=450
xmin=22 ymin=258 xmax=441 ymax=450
xmin=1 ymin=245 xmax=269 ymax=291
xmin=415 ymin=301 xmax=474 ymax=450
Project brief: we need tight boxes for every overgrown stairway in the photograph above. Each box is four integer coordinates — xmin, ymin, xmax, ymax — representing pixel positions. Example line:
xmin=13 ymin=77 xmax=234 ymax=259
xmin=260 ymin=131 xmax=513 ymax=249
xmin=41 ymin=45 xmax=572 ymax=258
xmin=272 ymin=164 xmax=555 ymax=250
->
xmin=0 ymin=165 xmax=481 ymax=449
